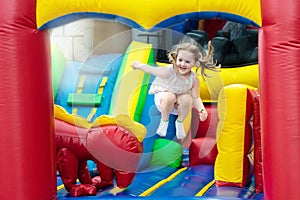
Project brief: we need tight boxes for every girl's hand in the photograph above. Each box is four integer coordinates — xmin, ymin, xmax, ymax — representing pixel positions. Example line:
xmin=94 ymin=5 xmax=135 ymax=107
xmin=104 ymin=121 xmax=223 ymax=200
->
xmin=131 ymin=60 xmax=142 ymax=70
xmin=199 ymin=109 xmax=208 ymax=121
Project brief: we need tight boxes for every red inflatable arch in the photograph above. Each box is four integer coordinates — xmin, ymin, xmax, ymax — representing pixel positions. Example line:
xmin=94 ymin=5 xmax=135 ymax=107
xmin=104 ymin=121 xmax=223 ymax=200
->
xmin=0 ymin=0 xmax=299 ymax=200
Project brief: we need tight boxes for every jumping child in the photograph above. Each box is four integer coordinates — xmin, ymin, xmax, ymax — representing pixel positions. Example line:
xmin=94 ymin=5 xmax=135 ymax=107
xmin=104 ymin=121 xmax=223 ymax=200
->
xmin=131 ymin=41 xmax=219 ymax=140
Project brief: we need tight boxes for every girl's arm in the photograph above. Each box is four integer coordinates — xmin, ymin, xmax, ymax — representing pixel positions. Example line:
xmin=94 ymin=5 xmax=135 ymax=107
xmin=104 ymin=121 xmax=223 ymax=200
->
xmin=191 ymin=77 xmax=208 ymax=121
xmin=131 ymin=60 xmax=171 ymax=78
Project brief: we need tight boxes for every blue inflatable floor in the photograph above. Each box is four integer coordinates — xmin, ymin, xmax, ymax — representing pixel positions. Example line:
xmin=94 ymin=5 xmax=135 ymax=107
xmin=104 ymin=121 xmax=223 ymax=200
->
xmin=57 ymin=165 xmax=264 ymax=199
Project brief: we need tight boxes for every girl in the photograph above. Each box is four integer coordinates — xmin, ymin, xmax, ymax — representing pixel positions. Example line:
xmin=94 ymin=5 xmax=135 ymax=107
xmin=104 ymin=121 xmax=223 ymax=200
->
xmin=131 ymin=41 xmax=219 ymax=140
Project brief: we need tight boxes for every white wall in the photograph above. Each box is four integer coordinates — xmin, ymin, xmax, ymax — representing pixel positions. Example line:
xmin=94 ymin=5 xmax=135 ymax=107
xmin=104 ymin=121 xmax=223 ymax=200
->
xmin=51 ymin=19 xmax=94 ymax=61
xmin=51 ymin=19 xmax=132 ymax=60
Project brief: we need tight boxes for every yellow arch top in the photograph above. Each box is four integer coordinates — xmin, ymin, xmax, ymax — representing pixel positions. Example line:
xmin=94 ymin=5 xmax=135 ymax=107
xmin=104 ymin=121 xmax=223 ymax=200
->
xmin=36 ymin=0 xmax=261 ymax=29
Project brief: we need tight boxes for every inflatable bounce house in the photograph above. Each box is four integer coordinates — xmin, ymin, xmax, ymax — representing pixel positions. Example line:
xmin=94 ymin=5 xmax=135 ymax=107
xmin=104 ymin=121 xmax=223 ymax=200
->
xmin=1 ymin=0 xmax=300 ymax=200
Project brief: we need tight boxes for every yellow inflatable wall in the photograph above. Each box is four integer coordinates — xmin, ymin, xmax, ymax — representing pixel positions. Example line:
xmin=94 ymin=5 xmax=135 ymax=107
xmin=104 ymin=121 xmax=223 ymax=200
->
xmin=214 ymin=84 xmax=257 ymax=187
xmin=198 ymin=64 xmax=259 ymax=102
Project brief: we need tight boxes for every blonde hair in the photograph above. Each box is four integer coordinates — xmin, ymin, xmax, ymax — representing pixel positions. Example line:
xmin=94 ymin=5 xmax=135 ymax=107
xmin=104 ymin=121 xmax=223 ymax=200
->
xmin=168 ymin=40 xmax=220 ymax=79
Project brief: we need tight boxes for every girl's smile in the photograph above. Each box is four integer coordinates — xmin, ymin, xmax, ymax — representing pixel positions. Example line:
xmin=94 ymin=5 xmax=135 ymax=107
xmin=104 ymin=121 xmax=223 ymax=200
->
xmin=176 ymin=50 xmax=196 ymax=76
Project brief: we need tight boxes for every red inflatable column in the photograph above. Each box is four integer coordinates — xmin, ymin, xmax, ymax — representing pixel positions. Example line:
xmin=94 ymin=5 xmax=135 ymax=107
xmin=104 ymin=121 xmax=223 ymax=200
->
xmin=0 ymin=0 xmax=56 ymax=200
xmin=260 ymin=0 xmax=300 ymax=199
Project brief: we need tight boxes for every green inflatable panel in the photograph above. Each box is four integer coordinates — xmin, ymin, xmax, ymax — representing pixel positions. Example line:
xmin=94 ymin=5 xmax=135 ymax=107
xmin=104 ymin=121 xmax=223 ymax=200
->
xmin=51 ymin=44 xmax=66 ymax=99
xmin=67 ymin=93 xmax=103 ymax=106
xmin=150 ymin=138 xmax=183 ymax=168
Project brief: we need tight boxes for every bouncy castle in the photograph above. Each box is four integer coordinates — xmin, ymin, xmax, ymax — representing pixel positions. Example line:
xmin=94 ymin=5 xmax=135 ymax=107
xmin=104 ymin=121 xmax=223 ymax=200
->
xmin=1 ymin=0 xmax=300 ymax=200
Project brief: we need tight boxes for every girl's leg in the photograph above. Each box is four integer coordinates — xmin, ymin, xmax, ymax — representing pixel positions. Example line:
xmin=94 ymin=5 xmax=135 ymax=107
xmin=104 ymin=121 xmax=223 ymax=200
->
xmin=155 ymin=92 xmax=176 ymax=137
xmin=175 ymin=94 xmax=193 ymax=139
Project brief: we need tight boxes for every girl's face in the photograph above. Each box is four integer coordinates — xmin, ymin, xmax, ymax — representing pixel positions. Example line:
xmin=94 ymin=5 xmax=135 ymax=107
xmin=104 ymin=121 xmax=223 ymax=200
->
xmin=175 ymin=50 xmax=196 ymax=76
